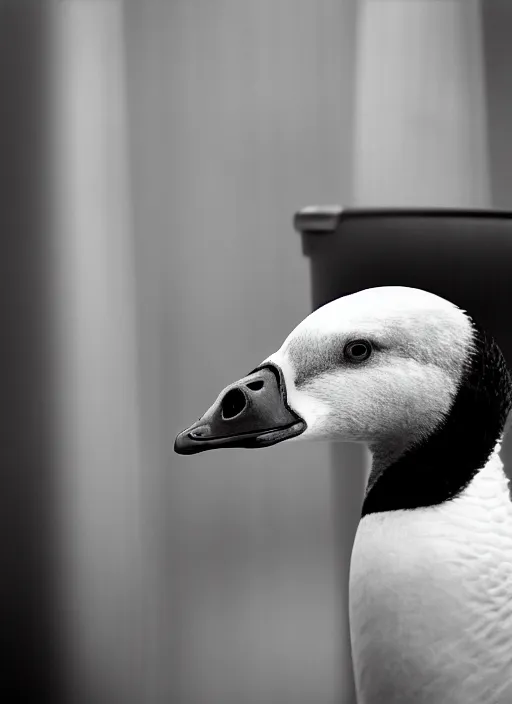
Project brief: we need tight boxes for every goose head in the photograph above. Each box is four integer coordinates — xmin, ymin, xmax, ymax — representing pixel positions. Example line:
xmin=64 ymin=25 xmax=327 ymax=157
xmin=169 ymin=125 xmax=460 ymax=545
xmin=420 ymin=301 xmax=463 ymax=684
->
xmin=175 ymin=286 xmax=512 ymax=511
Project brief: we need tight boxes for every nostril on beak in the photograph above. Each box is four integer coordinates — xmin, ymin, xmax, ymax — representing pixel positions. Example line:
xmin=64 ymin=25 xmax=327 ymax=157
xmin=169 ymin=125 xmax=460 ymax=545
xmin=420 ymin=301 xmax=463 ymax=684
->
xmin=246 ymin=380 xmax=264 ymax=391
xmin=190 ymin=425 xmax=209 ymax=438
xmin=221 ymin=388 xmax=247 ymax=420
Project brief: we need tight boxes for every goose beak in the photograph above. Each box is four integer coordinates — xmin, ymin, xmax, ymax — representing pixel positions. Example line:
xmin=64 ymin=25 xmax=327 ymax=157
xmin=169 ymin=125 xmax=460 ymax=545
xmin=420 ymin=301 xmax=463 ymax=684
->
xmin=174 ymin=364 xmax=306 ymax=455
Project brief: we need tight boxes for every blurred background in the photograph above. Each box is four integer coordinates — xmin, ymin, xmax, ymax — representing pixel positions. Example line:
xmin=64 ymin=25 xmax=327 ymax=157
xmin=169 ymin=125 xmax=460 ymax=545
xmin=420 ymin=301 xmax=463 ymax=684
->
xmin=4 ymin=0 xmax=512 ymax=702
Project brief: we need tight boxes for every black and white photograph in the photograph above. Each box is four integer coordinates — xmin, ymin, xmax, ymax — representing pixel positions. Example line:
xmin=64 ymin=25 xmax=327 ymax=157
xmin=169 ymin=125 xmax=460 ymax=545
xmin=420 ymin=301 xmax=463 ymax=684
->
xmin=4 ymin=1 xmax=512 ymax=703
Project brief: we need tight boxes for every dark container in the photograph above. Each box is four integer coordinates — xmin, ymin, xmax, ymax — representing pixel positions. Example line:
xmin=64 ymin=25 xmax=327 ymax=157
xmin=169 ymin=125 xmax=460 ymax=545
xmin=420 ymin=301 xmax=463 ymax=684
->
xmin=296 ymin=206 xmax=512 ymax=480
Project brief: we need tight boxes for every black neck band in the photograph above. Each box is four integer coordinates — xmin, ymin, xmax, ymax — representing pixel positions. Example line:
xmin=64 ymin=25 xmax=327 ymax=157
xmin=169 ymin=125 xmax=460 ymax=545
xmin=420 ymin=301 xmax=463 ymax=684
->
xmin=362 ymin=320 xmax=512 ymax=516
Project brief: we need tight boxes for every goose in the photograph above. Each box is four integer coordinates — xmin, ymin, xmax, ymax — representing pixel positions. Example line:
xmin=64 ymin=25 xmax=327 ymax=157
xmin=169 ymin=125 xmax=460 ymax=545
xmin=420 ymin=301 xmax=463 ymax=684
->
xmin=174 ymin=285 xmax=512 ymax=704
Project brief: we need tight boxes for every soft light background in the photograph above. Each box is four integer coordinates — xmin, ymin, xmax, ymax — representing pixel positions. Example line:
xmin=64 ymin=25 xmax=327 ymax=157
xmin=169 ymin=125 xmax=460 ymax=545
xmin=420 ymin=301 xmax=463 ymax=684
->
xmin=4 ymin=1 xmax=512 ymax=703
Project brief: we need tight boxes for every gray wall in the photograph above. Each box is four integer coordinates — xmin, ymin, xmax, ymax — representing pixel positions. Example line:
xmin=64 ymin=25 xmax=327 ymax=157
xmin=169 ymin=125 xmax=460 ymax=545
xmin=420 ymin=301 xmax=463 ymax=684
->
xmin=6 ymin=1 xmax=512 ymax=703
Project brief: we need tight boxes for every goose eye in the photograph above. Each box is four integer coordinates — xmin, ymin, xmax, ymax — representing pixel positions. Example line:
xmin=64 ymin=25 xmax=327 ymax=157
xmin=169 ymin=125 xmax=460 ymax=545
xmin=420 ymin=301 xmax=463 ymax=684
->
xmin=344 ymin=339 xmax=372 ymax=362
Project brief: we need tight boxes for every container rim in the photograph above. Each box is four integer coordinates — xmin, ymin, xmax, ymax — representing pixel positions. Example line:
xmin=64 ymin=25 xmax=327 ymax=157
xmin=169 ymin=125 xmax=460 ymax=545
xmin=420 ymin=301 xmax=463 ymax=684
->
xmin=294 ymin=206 xmax=512 ymax=234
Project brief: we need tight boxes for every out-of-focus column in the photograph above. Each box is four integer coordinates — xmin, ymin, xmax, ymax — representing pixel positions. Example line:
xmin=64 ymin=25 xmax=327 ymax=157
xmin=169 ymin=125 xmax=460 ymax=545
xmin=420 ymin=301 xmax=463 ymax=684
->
xmin=51 ymin=2 xmax=146 ymax=703
xmin=123 ymin=2 xmax=357 ymax=703
xmin=354 ymin=0 xmax=490 ymax=207
xmin=482 ymin=0 xmax=512 ymax=208
xmin=0 ymin=3 xmax=61 ymax=701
